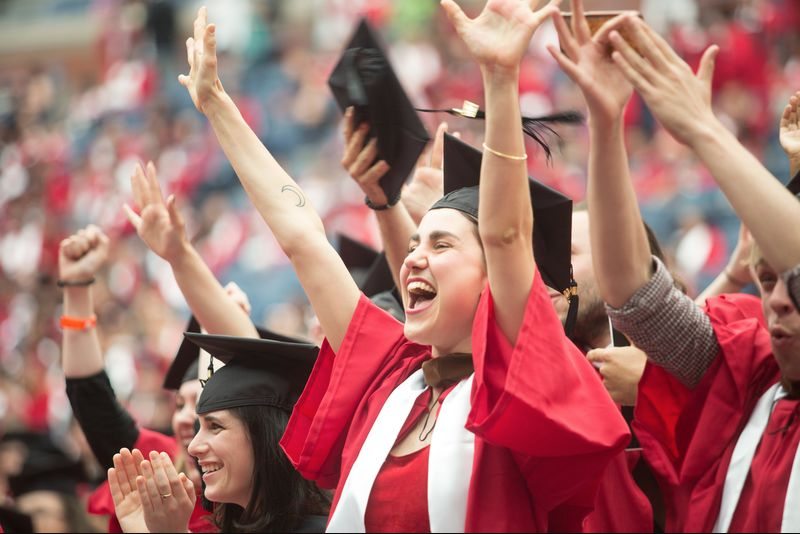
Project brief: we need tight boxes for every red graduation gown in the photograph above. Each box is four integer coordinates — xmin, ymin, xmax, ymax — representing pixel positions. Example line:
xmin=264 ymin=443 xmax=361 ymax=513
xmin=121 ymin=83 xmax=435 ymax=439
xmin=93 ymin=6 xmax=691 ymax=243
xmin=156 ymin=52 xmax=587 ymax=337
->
xmin=87 ymin=428 xmax=215 ymax=533
xmin=583 ymin=448 xmax=655 ymax=533
xmin=282 ymin=271 xmax=630 ymax=532
xmin=631 ymin=293 xmax=792 ymax=532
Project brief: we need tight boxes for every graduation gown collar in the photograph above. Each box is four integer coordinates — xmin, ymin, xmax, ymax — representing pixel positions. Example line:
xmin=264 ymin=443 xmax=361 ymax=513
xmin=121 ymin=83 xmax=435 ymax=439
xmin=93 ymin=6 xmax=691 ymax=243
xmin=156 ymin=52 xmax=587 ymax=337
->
xmin=713 ymin=382 xmax=800 ymax=533
xmin=326 ymin=369 xmax=475 ymax=532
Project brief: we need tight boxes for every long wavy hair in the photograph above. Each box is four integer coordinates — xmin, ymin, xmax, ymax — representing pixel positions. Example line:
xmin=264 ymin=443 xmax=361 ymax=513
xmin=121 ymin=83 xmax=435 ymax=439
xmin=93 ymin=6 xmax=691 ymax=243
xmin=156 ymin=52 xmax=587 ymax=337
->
xmin=212 ymin=405 xmax=330 ymax=533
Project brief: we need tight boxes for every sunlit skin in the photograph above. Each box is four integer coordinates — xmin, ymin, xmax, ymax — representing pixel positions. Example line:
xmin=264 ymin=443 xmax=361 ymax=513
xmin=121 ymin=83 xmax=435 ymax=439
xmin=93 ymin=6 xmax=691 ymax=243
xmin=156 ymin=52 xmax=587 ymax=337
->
xmin=172 ymin=380 xmax=202 ymax=452
xmin=188 ymin=410 xmax=254 ymax=508
xmin=400 ymin=209 xmax=488 ymax=358
xmin=752 ymin=260 xmax=800 ymax=383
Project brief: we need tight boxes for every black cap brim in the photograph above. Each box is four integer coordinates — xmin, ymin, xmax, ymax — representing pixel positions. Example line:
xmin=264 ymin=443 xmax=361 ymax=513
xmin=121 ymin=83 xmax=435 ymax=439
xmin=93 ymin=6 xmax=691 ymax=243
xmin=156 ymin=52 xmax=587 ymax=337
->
xmin=184 ymin=333 xmax=318 ymax=414
xmin=328 ymin=18 xmax=430 ymax=204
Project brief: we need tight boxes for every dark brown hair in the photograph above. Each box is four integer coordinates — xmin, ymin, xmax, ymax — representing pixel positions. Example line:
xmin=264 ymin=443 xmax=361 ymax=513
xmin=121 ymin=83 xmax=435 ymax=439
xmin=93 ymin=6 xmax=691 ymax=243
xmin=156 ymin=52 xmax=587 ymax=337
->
xmin=213 ymin=406 xmax=330 ymax=533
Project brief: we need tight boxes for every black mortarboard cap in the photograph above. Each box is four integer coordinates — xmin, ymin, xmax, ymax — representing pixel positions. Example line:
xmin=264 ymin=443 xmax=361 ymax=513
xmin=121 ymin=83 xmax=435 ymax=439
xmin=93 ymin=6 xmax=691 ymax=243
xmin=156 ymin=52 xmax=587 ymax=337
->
xmin=184 ymin=333 xmax=318 ymax=415
xmin=5 ymin=433 xmax=87 ymax=497
xmin=0 ymin=507 xmax=33 ymax=533
xmin=163 ymin=316 xmax=202 ymax=390
xmin=337 ymin=234 xmax=404 ymax=319
xmin=433 ymin=134 xmax=574 ymax=294
xmin=328 ymin=18 xmax=431 ymax=204
xmin=166 ymin=315 xmax=304 ymax=390
xmin=338 ymin=234 xmax=380 ymax=288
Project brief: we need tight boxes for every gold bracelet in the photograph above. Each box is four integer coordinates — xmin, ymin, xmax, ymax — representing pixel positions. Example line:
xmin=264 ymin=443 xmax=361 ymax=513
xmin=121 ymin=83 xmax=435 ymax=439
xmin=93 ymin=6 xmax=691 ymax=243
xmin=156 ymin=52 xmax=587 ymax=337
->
xmin=482 ymin=143 xmax=528 ymax=161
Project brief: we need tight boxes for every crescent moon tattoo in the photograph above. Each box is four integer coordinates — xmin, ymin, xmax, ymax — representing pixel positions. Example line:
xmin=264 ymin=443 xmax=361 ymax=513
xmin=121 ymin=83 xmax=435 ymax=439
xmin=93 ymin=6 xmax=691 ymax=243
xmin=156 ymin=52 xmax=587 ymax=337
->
xmin=281 ymin=185 xmax=306 ymax=207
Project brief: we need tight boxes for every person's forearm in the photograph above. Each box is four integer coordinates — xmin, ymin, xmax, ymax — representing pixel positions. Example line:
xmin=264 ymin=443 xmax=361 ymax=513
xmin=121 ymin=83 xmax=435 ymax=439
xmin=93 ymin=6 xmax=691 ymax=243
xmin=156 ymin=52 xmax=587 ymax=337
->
xmin=375 ymin=204 xmax=417 ymax=292
xmin=202 ymin=91 xmax=327 ymax=256
xmin=691 ymin=121 xmax=800 ymax=273
xmin=169 ymin=243 xmax=258 ymax=338
xmin=62 ymin=287 xmax=105 ymax=378
xmin=587 ymin=117 xmax=652 ymax=308
xmin=695 ymin=269 xmax=746 ymax=307
xmin=201 ymin=90 xmax=360 ymax=352
xmin=479 ymin=68 xmax=532 ymax=246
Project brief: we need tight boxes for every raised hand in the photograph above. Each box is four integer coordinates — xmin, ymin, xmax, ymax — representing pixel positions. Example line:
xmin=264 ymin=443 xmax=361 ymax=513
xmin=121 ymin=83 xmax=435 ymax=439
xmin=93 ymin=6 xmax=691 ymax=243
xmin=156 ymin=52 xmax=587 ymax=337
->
xmin=108 ymin=449 xmax=148 ymax=533
xmin=608 ymin=17 xmax=719 ymax=147
xmin=58 ymin=225 xmax=110 ymax=283
xmin=340 ymin=107 xmax=391 ymax=206
xmin=178 ymin=6 xmax=225 ymax=113
xmin=123 ymin=162 xmax=188 ymax=266
xmin=442 ymin=0 xmax=561 ymax=75
xmin=587 ymin=345 xmax=647 ymax=406
xmin=136 ymin=451 xmax=196 ymax=533
xmin=547 ymin=0 xmax=634 ymax=124
xmin=780 ymin=91 xmax=800 ymax=173
xmin=402 ymin=123 xmax=449 ymax=224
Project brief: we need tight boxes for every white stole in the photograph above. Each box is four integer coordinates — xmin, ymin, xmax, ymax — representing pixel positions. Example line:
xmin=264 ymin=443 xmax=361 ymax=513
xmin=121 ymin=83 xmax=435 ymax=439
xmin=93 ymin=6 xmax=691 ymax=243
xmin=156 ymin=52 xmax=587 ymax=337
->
xmin=326 ymin=369 xmax=476 ymax=533
xmin=713 ymin=382 xmax=800 ymax=533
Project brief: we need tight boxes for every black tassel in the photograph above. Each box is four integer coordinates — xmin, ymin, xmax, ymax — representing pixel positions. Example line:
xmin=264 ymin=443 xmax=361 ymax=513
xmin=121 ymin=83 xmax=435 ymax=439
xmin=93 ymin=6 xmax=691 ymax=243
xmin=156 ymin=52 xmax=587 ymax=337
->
xmin=563 ymin=267 xmax=579 ymax=338
xmin=417 ymin=102 xmax=585 ymax=162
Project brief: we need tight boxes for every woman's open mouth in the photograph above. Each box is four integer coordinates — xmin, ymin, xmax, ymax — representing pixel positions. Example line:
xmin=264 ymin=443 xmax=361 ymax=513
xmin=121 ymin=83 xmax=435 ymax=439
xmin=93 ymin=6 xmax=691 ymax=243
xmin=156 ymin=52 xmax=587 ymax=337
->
xmin=407 ymin=280 xmax=437 ymax=314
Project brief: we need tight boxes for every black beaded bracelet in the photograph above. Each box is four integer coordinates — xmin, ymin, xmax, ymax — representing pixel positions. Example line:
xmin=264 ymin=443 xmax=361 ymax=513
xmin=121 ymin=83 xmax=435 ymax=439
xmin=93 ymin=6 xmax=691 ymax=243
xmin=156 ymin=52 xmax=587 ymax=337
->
xmin=57 ymin=277 xmax=96 ymax=288
xmin=365 ymin=195 xmax=400 ymax=211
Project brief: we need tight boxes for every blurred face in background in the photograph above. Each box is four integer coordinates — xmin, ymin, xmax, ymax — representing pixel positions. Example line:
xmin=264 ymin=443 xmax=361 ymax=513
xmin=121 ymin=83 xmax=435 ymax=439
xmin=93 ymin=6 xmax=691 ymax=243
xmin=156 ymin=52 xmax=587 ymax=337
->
xmin=172 ymin=380 xmax=201 ymax=454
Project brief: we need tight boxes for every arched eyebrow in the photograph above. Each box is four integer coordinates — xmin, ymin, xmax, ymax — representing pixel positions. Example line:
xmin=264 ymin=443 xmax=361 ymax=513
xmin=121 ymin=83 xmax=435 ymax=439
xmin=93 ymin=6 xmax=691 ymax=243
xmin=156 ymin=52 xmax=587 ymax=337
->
xmin=408 ymin=231 xmax=461 ymax=246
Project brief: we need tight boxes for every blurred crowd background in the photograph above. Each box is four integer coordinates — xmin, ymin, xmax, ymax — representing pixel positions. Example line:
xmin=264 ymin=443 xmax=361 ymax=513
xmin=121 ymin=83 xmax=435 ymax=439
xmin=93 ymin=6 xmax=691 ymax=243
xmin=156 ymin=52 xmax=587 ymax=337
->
xmin=0 ymin=0 xmax=798 ymax=524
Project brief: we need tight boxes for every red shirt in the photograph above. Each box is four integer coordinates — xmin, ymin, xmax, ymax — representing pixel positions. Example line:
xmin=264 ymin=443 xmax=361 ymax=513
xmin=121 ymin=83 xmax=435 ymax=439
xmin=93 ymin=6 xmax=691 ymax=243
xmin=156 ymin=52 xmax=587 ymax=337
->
xmin=365 ymin=448 xmax=431 ymax=533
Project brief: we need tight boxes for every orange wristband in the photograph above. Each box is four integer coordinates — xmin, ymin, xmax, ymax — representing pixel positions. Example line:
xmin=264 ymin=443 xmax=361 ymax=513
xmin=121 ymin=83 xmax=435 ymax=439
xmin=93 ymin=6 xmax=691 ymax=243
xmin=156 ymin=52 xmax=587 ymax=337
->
xmin=60 ymin=315 xmax=97 ymax=331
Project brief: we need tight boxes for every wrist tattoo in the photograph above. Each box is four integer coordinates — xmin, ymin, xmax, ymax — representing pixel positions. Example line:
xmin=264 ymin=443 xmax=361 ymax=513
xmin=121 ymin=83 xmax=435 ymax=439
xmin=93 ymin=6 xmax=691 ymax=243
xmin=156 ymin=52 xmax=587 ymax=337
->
xmin=281 ymin=185 xmax=306 ymax=207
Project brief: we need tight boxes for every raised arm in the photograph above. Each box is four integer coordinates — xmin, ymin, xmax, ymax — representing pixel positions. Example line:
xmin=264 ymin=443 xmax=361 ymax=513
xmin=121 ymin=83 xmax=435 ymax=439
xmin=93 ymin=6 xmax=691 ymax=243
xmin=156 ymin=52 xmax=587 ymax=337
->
xmin=695 ymin=224 xmax=753 ymax=306
xmin=443 ymin=0 xmax=560 ymax=343
xmin=124 ymin=161 xmax=257 ymax=339
xmin=60 ymin=225 xmax=110 ymax=378
xmin=179 ymin=7 xmax=359 ymax=350
xmin=547 ymin=6 xmax=650 ymax=308
xmin=610 ymin=18 xmax=800 ymax=274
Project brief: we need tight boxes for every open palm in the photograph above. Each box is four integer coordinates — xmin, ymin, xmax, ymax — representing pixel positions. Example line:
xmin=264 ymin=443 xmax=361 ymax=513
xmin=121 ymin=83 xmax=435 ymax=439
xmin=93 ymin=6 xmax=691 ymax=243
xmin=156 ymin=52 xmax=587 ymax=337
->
xmin=443 ymin=0 xmax=561 ymax=72
xmin=548 ymin=1 xmax=633 ymax=123
xmin=124 ymin=162 xmax=188 ymax=265
xmin=108 ymin=449 xmax=149 ymax=534
xmin=780 ymin=92 xmax=800 ymax=161
xmin=178 ymin=6 xmax=225 ymax=113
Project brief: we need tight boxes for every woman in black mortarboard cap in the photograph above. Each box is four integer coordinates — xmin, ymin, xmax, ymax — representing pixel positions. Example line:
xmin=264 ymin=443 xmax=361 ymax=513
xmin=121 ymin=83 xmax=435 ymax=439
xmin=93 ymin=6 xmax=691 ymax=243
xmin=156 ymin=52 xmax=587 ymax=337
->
xmin=178 ymin=3 xmax=629 ymax=532
xmin=111 ymin=334 xmax=330 ymax=533
xmin=57 ymin=219 xmax=258 ymax=533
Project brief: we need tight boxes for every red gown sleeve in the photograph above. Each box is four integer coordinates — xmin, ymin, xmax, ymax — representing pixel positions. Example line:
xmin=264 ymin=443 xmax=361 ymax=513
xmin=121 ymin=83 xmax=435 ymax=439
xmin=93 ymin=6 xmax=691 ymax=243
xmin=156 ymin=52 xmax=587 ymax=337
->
xmin=632 ymin=293 xmax=774 ymax=531
xmin=281 ymin=294 xmax=429 ymax=489
xmin=467 ymin=269 xmax=631 ymax=512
